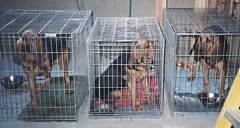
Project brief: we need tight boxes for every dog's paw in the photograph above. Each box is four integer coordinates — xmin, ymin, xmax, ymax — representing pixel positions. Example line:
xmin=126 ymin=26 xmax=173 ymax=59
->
xmin=135 ymin=106 xmax=142 ymax=111
xmin=148 ymin=97 xmax=155 ymax=105
xmin=134 ymin=101 xmax=142 ymax=111
xmin=65 ymin=90 xmax=74 ymax=95
xmin=28 ymin=103 xmax=37 ymax=112
xmin=188 ymin=76 xmax=195 ymax=81
xmin=203 ymin=83 xmax=209 ymax=93
xmin=144 ymin=88 xmax=154 ymax=105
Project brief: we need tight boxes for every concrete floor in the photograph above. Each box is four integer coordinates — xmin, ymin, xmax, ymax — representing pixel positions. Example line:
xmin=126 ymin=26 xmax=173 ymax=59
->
xmin=0 ymin=96 xmax=219 ymax=128
xmin=0 ymin=116 xmax=218 ymax=128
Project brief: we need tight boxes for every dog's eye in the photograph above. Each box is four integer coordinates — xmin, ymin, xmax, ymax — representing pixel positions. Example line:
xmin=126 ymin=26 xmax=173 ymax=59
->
xmin=31 ymin=38 xmax=34 ymax=43
xmin=199 ymin=37 xmax=203 ymax=42
xmin=206 ymin=36 xmax=212 ymax=43
xmin=136 ymin=45 xmax=140 ymax=49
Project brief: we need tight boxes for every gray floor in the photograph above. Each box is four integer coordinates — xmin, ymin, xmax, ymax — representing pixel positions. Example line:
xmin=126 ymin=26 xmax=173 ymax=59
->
xmin=0 ymin=91 xmax=219 ymax=128
xmin=0 ymin=116 xmax=218 ymax=128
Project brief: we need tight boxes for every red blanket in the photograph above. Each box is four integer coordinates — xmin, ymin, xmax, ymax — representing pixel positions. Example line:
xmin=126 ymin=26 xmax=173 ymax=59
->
xmin=96 ymin=75 xmax=160 ymax=106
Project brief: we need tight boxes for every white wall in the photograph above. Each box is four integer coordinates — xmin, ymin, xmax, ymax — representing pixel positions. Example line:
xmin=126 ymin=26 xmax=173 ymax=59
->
xmin=167 ymin=0 xmax=195 ymax=8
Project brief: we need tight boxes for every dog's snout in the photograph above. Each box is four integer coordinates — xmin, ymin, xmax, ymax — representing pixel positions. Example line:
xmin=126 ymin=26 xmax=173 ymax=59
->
xmin=141 ymin=57 xmax=153 ymax=64
xmin=195 ymin=48 xmax=205 ymax=55
xmin=21 ymin=44 xmax=33 ymax=52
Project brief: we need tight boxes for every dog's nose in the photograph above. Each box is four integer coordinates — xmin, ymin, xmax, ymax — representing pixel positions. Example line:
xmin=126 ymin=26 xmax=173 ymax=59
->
xmin=196 ymin=49 xmax=205 ymax=55
xmin=141 ymin=58 xmax=153 ymax=64
xmin=21 ymin=44 xmax=32 ymax=52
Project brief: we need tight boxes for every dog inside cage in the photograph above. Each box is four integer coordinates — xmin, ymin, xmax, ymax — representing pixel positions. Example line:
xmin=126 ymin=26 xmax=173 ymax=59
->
xmin=90 ymin=40 xmax=161 ymax=115
xmin=164 ymin=8 xmax=240 ymax=114
xmin=0 ymin=10 xmax=92 ymax=121
xmin=174 ymin=30 xmax=236 ymax=110
xmin=0 ymin=29 xmax=82 ymax=120
xmin=11 ymin=29 xmax=73 ymax=112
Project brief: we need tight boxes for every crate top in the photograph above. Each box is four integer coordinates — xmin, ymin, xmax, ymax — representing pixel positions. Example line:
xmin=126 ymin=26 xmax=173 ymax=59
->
xmin=165 ymin=8 xmax=240 ymax=36
xmin=0 ymin=10 xmax=92 ymax=34
xmin=87 ymin=17 xmax=164 ymax=42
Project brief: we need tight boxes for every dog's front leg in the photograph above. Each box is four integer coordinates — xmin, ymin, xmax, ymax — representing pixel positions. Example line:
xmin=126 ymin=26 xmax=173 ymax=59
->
xmin=128 ymin=77 xmax=141 ymax=111
xmin=42 ymin=70 xmax=51 ymax=90
xmin=25 ymin=70 xmax=37 ymax=112
xmin=216 ymin=61 xmax=225 ymax=96
xmin=36 ymin=63 xmax=51 ymax=91
xmin=142 ymin=76 xmax=153 ymax=105
xmin=202 ymin=60 xmax=209 ymax=93
xmin=63 ymin=71 xmax=72 ymax=95
xmin=59 ymin=53 xmax=73 ymax=95
xmin=188 ymin=62 xmax=199 ymax=81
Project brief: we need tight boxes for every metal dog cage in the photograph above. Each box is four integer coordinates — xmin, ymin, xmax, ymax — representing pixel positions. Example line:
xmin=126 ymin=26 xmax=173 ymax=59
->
xmin=87 ymin=17 xmax=165 ymax=118
xmin=0 ymin=10 xmax=92 ymax=121
xmin=163 ymin=8 xmax=240 ymax=116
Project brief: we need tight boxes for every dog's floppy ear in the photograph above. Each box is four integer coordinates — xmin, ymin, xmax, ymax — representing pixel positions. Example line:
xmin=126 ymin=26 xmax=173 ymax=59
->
xmin=12 ymin=37 xmax=23 ymax=65
xmin=206 ymin=35 xmax=212 ymax=43
xmin=33 ymin=34 xmax=44 ymax=65
xmin=147 ymin=40 xmax=154 ymax=45
xmin=189 ymin=35 xmax=199 ymax=55
xmin=146 ymin=40 xmax=154 ymax=51
xmin=130 ymin=41 xmax=142 ymax=64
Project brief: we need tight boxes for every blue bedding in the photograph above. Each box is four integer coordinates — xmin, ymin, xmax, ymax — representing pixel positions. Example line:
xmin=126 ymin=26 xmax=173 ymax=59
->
xmin=175 ymin=66 xmax=229 ymax=94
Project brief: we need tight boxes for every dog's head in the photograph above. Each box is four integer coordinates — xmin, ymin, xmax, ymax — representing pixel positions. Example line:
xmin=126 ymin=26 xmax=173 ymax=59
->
xmin=131 ymin=40 xmax=154 ymax=65
xmin=192 ymin=35 xmax=220 ymax=56
xmin=190 ymin=25 xmax=229 ymax=59
xmin=12 ymin=29 xmax=44 ymax=65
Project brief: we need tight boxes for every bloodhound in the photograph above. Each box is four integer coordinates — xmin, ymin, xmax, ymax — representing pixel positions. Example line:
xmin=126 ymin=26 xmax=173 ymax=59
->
xmin=93 ymin=39 xmax=154 ymax=112
xmin=188 ymin=25 xmax=229 ymax=97
xmin=12 ymin=29 xmax=72 ymax=112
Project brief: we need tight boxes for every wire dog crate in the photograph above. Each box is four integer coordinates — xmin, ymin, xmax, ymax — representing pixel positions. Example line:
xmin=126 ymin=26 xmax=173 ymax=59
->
xmin=0 ymin=10 xmax=92 ymax=121
xmin=87 ymin=17 xmax=164 ymax=118
xmin=163 ymin=8 xmax=240 ymax=116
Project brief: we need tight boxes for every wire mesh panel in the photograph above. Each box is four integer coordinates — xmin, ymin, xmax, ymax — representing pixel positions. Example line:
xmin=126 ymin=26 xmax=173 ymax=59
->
xmin=163 ymin=8 xmax=240 ymax=116
xmin=0 ymin=10 xmax=92 ymax=121
xmin=87 ymin=17 xmax=164 ymax=118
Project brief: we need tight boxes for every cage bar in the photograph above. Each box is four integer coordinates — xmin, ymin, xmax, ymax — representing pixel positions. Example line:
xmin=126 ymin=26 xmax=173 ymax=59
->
xmin=163 ymin=8 xmax=240 ymax=116
xmin=0 ymin=10 xmax=92 ymax=121
xmin=87 ymin=17 xmax=165 ymax=118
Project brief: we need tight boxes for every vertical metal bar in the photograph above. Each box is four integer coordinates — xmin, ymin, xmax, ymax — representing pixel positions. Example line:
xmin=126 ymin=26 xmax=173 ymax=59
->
xmin=129 ymin=0 xmax=132 ymax=17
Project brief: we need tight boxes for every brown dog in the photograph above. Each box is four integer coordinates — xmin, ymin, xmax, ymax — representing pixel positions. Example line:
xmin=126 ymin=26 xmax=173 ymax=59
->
xmin=124 ymin=39 xmax=154 ymax=111
xmin=92 ymin=40 xmax=155 ymax=113
xmin=188 ymin=25 xmax=228 ymax=97
xmin=12 ymin=29 xmax=73 ymax=112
